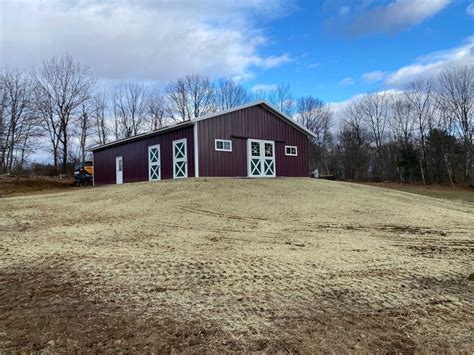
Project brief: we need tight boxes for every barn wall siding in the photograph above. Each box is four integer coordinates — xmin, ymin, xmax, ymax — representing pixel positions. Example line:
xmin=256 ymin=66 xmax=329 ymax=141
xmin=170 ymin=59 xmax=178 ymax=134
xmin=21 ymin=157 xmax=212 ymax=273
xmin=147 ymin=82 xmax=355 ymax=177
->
xmin=197 ymin=105 xmax=309 ymax=177
xmin=93 ymin=126 xmax=194 ymax=186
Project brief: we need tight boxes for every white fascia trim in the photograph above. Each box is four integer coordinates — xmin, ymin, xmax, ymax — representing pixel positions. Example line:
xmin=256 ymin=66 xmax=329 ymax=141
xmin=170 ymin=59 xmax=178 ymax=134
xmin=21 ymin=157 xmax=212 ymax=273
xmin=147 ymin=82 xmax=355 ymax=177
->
xmin=92 ymin=153 xmax=95 ymax=186
xmin=89 ymin=100 xmax=316 ymax=153
xmin=194 ymin=122 xmax=199 ymax=177
xmin=88 ymin=121 xmax=193 ymax=151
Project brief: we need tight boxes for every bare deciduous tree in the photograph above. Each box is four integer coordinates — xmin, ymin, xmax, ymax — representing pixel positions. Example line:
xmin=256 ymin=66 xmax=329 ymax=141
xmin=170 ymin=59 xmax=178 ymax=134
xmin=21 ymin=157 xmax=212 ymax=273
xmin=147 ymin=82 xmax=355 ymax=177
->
xmin=166 ymin=74 xmax=214 ymax=121
xmin=437 ymin=65 xmax=473 ymax=184
xmin=0 ymin=72 xmax=7 ymax=173
xmin=297 ymin=96 xmax=332 ymax=144
xmin=359 ymin=91 xmax=389 ymax=150
xmin=357 ymin=91 xmax=390 ymax=177
xmin=35 ymin=54 xmax=95 ymax=173
xmin=0 ymin=68 xmax=38 ymax=174
xmin=338 ymin=101 xmax=371 ymax=180
xmin=113 ymin=81 xmax=148 ymax=138
xmin=404 ymin=78 xmax=436 ymax=182
xmin=215 ymin=78 xmax=249 ymax=110
xmin=297 ymin=96 xmax=332 ymax=173
xmin=91 ymin=92 xmax=108 ymax=145
xmin=33 ymin=82 xmax=61 ymax=172
xmin=147 ymin=89 xmax=167 ymax=130
xmin=76 ymin=103 xmax=92 ymax=163
xmin=390 ymin=97 xmax=415 ymax=146
xmin=268 ymin=83 xmax=294 ymax=116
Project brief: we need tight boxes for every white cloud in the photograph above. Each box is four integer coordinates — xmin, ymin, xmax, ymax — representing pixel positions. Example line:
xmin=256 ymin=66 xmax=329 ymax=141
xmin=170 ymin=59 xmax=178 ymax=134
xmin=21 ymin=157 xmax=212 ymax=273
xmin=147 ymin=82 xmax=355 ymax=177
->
xmin=466 ymin=2 xmax=474 ymax=17
xmin=347 ymin=0 xmax=451 ymax=35
xmin=361 ymin=70 xmax=385 ymax=82
xmin=339 ymin=77 xmax=355 ymax=86
xmin=0 ymin=0 xmax=292 ymax=83
xmin=308 ymin=62 xmax=320 ymax=69
xmin=255 ymin=54 xmax=292 ymax=68
xmin=330 ymin=89 xmax=404 ymax=127
xmin=250 ymin=84 xmax=277 ymax=92
xmin=386 ymin=36 xmax=474 ymax=87
xmin=338 ymin=6 xmax=351 ymax=16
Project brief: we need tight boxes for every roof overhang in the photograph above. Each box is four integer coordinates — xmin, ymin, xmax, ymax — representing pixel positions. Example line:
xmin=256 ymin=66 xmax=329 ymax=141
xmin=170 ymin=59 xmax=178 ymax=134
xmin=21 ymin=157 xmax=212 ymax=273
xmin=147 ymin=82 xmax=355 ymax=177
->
xmin=88 ymin=121 xmax=194 ymax=152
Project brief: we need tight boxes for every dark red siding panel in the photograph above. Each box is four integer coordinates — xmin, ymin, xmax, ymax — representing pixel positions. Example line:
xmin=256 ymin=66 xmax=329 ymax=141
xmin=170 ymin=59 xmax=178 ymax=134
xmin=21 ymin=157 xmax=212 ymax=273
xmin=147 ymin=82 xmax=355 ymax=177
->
xmin=93 ymin=126 xmax=194 ymax=186
xmin=197 ymin=105 xmax=309 ymax=177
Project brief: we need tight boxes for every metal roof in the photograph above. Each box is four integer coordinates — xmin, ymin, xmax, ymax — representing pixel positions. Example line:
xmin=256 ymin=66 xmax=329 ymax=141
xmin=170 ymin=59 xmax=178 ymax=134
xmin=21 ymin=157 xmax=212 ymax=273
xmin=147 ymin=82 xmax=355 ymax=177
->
xmin=192 ymin=100 xmax=317 ymax=138
xmin=89 ymin=100 xmax=316 ymax=152
xmin=88 ymin=121 xmax=193 ymax=151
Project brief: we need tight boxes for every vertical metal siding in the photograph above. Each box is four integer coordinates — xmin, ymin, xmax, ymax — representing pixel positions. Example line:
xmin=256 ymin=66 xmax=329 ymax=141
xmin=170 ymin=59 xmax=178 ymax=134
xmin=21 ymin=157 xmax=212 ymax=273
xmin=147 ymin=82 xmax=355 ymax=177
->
xmin=198 ymin=105 xmax=309 ymax=177
xmin=93 ymin=126 xmax=194 ymax=186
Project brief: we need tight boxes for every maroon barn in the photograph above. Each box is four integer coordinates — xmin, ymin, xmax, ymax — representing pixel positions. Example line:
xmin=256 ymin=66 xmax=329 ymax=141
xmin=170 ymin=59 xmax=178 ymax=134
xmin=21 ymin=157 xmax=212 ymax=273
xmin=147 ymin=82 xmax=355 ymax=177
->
xmin=91 ymin=101 xmax=316 ymax=185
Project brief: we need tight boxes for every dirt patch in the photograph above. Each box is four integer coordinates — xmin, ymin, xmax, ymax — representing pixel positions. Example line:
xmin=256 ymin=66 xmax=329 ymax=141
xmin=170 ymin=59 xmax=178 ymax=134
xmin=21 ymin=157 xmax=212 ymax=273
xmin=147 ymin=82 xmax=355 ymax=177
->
xmin=0 ymin=176 xmax=75 ymax=197
xmin=1 ymin=261 xmax=472 ymax=353
xmin=0 ymin=261 xmax=226 ymax=353
xmin=270 ymin=307 xmax=473 ymax=354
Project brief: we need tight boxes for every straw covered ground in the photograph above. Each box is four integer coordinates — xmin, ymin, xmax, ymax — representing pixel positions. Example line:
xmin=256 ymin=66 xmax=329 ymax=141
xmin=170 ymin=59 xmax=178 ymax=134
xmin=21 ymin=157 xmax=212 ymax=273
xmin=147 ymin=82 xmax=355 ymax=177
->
xmin=0 ymin=178 xmax=473 ymax=352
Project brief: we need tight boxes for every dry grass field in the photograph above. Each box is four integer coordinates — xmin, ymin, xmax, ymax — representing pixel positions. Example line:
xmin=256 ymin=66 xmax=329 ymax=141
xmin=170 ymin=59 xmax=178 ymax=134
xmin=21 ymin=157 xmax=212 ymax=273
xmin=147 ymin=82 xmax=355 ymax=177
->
xmin=0 ymin=178 xmax=473 ymax=353
xmin=362 ymin=181 xmax=474 ymax=203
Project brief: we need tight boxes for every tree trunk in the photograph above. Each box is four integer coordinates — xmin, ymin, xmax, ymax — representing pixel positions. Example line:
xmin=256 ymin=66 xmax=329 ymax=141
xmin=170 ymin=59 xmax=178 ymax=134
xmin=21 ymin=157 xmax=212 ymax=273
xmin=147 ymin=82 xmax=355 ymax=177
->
xmin=61 ymin=125 xmax=68 ymax=175
xmin=53 ymin=148 xmax=58 ymax=175
xmin=419 ymin=157 xmax=426 ymax=185
xmin=468 ymin=141 xmax=473 ymax=187
xmin=0 ymin=104 xmax=4 ymax=174
xmin=444 ymin=155 xmax=454 ymax=189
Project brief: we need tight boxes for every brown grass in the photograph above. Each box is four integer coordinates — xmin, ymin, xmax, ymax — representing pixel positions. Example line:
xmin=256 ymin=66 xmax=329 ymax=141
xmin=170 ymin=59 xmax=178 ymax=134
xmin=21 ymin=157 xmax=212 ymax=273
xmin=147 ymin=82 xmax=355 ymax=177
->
xmin=361 ymin=181 xmax=474 ymax=203
xmin=0 ymin=178 xmax=473 ymax=352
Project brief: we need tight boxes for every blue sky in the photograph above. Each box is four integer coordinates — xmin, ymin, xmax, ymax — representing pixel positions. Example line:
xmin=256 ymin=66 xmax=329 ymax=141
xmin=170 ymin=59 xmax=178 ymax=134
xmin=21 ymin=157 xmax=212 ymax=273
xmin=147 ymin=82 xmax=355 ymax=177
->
xmin=1 ymin=0 xmax=473 ymax=105
xmin=247 ymin=0 xmax=474 ymax=102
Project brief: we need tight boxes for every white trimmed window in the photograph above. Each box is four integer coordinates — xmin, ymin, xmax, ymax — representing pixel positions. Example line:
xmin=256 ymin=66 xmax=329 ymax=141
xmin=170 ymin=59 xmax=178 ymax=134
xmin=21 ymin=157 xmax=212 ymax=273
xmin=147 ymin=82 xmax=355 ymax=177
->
xmin=285 ymin=145 xmax=298 ymax=156
xmin=215 ymin=139 xmax=232 ymax=152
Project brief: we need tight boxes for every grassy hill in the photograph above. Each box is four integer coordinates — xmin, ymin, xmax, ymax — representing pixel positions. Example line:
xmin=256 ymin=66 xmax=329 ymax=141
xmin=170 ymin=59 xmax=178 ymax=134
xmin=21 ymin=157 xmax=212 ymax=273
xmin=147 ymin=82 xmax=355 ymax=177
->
xmin=1 ymin=178 xmax=473 ymax=352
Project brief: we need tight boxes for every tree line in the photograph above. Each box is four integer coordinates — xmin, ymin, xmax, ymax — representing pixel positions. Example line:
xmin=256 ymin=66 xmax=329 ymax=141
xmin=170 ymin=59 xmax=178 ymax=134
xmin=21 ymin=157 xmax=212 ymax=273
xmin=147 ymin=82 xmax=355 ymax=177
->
xmin=0 ymin=54 xmax=472 ymax=185
xmin=332 ymin=67 xmax=473 ymax=186
xmin=0 ymin=55 xmax=296 ymax=175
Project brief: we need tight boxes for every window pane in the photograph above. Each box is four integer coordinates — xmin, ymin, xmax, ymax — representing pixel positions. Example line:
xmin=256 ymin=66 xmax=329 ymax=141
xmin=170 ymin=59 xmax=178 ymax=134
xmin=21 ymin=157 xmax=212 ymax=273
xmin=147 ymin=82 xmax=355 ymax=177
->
xmin=265 ymin=143 xmax=273 ymax=157
xmin=286 ymin=146 xmax=297 ymax=155
xmin=223 ymin=141 xmax=230 ymax=150
xmin=216 ymin=141 xmax=223 ymax=149
xmin=251 ymin=142 xmax=260 ymax=156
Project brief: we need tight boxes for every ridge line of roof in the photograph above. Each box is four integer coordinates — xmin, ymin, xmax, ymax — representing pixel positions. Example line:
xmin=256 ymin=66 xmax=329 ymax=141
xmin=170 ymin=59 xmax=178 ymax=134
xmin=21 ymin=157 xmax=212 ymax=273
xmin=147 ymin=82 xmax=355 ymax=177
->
xmin=192 ymin=100 xmax=316 ymax=138
xmin=89 ymin=100 xmax=316 ymax=151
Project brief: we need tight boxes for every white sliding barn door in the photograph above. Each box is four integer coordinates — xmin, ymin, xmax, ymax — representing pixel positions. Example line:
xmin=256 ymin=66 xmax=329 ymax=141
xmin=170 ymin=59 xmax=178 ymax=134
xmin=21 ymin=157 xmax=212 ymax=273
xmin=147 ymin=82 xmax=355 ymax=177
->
xmin=247 ymin=139 xmax=275 ymax=177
